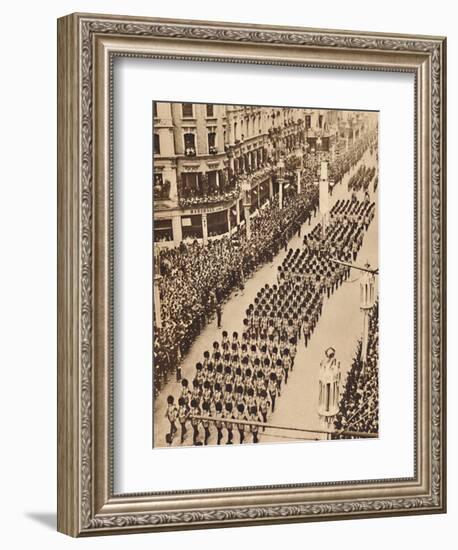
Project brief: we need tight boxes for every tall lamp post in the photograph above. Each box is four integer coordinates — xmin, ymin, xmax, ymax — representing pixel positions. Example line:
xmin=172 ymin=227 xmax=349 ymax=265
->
xmin=277 ymin=157 xmax=285 ymax=209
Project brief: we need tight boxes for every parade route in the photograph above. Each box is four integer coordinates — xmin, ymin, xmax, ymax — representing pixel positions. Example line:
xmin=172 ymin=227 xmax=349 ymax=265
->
xmin=153 ymin=147 xmax=378 ymax=448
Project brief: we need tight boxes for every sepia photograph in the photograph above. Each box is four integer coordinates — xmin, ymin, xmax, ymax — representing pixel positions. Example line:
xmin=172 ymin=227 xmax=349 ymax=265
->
xmin=152 ymin=101 xmax=379 ymax=448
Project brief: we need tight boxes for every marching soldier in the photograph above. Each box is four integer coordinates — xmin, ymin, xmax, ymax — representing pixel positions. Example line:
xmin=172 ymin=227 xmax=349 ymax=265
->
xmin=180 ymin=378 xmax=191 ymax=406
xmin=235 ymin=403 xmax=247 ymax=444
xmin=214 ymin=400 xmax=224 ymax=445
xmin=177 ymin=397 xmax=188 ymax=444
xmin=249 ymin=405 xmax=262 ymax=443
xmin=258 ymin=389 xmax=270 ymax=429
xmin=201 ymin=401 xmax=211 ymax=445
xmin=282 ymin=348 xmax=291 ymax=384
xmin=268 ymin=372 xmax=278 ymax=412
xmin=189 ymin=399 xmax=201 ymax=446
xmin=275 ymin=358 xmax=284 ymax=396
xmin=225 ymin=402 xmax=234 ymax=444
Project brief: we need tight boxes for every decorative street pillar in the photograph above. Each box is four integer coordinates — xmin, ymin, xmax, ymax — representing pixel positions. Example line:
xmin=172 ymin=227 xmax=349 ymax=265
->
xmin=202 ymin=212 xmax=208 ymax=245
xmin=295 ymin=145 xmax=303 ymax=195
xmin=236 ymin=199 xmax=241 ymax=225
xmin=360 ymin=262 xmax=376 ymax=373
xmin=319 ymin=160 xmax=329 ymax=237
xmin=241 ymin=176 xmax=251 ymax=240
xmin=244 ymin=204 xmax=251 ymax=240
xmin=227 ymin=208 xmax=231 ymax=234
xmin=277 ymin=157 xmax=285 ymax=209
xmin=318 ymin=347 xmax=341 ymax=436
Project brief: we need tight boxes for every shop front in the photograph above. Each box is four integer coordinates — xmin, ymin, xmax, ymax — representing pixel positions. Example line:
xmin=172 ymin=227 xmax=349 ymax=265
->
xmin=181 ymin=213 xmax=203 ymax=240
xmin=207 ymin=209 xmax=229 ymax=237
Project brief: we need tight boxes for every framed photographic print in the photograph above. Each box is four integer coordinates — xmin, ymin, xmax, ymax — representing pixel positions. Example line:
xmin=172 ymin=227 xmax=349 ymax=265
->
xmin=57 ymin=13 xmax=446 ymax=536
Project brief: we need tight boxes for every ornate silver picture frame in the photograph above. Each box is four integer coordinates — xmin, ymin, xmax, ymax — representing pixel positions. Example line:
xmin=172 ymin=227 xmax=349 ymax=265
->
xmin=57 ymin=12 xmax=446 ymax=536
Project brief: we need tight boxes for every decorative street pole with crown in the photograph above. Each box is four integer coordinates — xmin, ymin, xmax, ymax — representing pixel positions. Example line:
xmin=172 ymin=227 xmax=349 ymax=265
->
xmin=241 ymin=174 xmax=251 ymax=240
xmin=319 ymin=160 xmax=329 ymax=237
xmin=295 ymin=145 xmax=303 ymax=195
xmin=277 ymin=156 xmax=285 ymax=209
xmin=360 ymin=261 xmax=376 ymax=374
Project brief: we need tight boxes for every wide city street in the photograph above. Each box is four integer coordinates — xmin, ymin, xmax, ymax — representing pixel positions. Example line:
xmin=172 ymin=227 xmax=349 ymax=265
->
xmin=153 ymin=147 xmax=378 ymax=447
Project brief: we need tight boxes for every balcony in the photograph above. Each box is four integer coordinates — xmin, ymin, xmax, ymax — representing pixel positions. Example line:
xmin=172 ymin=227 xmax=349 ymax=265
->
xmin=244 ymin=164 xmax=274 ymax=187
xmin=178 ymin=181 xmax=241 ymax=208
xmin=178 ymin=169 xmax=242 ymax=208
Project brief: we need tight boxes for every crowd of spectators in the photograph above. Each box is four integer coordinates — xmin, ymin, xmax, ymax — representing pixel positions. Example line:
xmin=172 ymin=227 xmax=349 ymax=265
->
xmin=178 ymin=173 xmax=241 ymax=208
xmin=154 ymin=135 xmax=378 ymax=398
xmin=154 ymin=184 xmax=319 ymax=396
xmin=332 ymin=300 xmax=379 ymax=438
xmin=162 ymin=197 xmax=376 ymax=445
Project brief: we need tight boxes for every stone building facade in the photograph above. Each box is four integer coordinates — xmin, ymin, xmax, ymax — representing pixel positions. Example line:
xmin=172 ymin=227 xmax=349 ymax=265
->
xmin=153 ymin=102 xmax=372 ymax=247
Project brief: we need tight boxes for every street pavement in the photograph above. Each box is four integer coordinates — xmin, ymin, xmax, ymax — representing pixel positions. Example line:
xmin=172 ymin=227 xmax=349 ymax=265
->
xmin=153 ymin=148 xmax=378 ymax=448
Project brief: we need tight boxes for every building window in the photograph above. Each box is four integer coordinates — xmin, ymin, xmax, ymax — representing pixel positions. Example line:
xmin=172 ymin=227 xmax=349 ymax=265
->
xmin=154 ymin=133 xmax=160 ymax=155
xmin=207 ymin=170 xmax=218 ymax=192
xmin=184 ymin=133 xmax=196 ymax=156
xmin=208 ymin=132 xmax=217 ymax=154
xmin=154 ymin=218 xmax=173 ymax=242
xmin=319 ymin=115 xmax=323 ymax=128
xmin=154 ymin=172 xmax=163 ymax=187
xmin=305 ymin=115 xmax=311 ymax=130
xmin=153 ymin=173 xmax=170 ymax=201
xmin=153 ymin=102 xmax=158 ymax=118
xmin=182 ymin=103 xmax=193 ymax=118
xmin=207 ymin=210 xmax=229 ymax=237
xmin=206 ymin=104 xmax=214 ymax=117
xmin=181 ymin=214 xmax=203 ymax=240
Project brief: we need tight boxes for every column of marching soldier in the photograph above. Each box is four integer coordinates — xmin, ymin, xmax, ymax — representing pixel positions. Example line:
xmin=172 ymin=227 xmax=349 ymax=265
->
xmin=154 ymin=134 xmax=378 ymax=396
xmin=164 ymin=192 xmax=377 ymax=446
